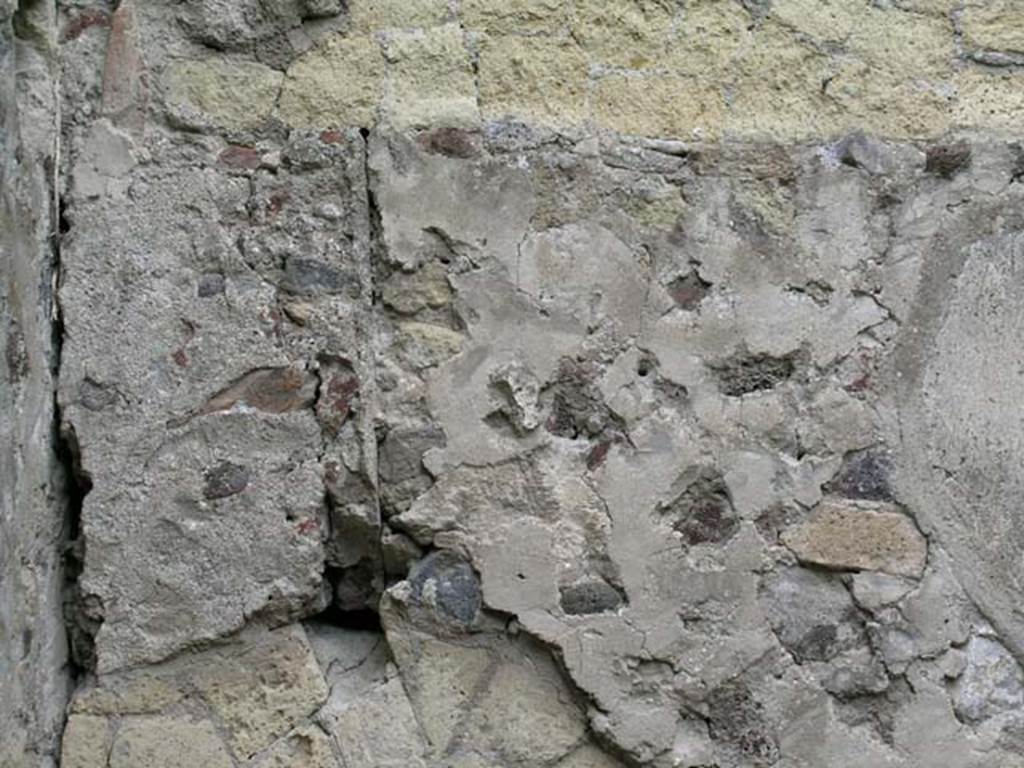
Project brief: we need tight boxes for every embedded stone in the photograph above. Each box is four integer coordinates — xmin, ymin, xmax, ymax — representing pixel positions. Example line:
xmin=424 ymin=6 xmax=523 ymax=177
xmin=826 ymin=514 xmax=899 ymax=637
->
xmin=203 ymin=461 xmax=250 ymax=500
xmin=955 ymin=635 xmax=1024 ymax=723
xmin=415 ymin=127 xmax=480 ymax=159
xmin=761 ymin=567 xmax=867 ymax=663
xmin=378 ymin=425 xmax=445 ymax=485
xmin=559 ymin=580 xmax=624 ymax=616
xmin=709 ymin=349 xmax=797 ymax=397
xmin=825 ymin=449 xmax=894 ymax=502
xmin=667 ymin=271 xmax=711 ymax=310
xmin=396 ymin=322 xmax=464 ymax=367
xmin=197 ymin=273 xmax=226 ymax=297
xmin=218 ymin=145 xmax=262 ymax=169
xmin=489 ymin=361 xmax=543 ymax=434
xmin=281 ymin=258 xmax=353 ymax=297
xmin=706 ymin=681 xmax=779 ymax=767
xmin=660 ymin=468 xmax=739 ymax=547
xmin=408 ymin=550 xmax=481 ymax=625
xmin=381 ymin=262 xmax=452 ymax=314
xmin=781 ymin=501 xmax=927 ymax=578
xmin=925 ymin=142 xmax=972 ymax=178
xmin=78 ymin=379 xmax=119 ymax=412
xmin=195 ymin=367 xmax=318 ymax=418
xmin=101 ymin=0 xmax=146 ymax=135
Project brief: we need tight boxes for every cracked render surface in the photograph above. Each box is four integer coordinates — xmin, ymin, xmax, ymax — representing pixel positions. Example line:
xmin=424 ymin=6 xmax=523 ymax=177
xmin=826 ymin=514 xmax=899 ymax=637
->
xmin=4 ymin=0 xmax=1024 ymax=767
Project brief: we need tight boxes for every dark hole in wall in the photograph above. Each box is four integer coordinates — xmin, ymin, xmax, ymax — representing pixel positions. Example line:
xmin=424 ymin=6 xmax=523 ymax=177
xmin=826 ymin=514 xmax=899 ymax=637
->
xmin=57 ymin=421 xmax=98 ymax=674
xmin=312 ymin=603 xmax=383 ymax=633
xmin=12 ymin=0 xmax=48 ymax=43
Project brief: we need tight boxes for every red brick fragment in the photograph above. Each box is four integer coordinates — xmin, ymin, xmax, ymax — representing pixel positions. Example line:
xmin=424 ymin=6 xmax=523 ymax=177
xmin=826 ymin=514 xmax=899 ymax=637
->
xmin=101 ymin=0 xmax=147 ymax=136
xmin=218 ymin=145 xmax=261 ymax=169
xmin=319 ymin=130 xmax=345 ymax=144
xmin=586 ymin=440 xmax=612 ymax=471
xmin=62 ymin=9 xmax=110 ymax=42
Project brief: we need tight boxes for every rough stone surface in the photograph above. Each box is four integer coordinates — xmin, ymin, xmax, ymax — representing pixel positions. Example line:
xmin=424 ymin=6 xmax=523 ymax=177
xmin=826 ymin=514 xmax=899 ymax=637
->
xmin=165 ymin=59 xmax=283 ymax=132
xmin=65 ymin=624 xmax=330 ymax=765
xmin=108 ymin=717 xmax=234 ymax=768
xmin=6 ymin=2 xmax=1024 ymax=768
xmin=1 ymin=3 xmax=71 ymax=766
xmin=781 ymin=500 xmax=928 ymax=577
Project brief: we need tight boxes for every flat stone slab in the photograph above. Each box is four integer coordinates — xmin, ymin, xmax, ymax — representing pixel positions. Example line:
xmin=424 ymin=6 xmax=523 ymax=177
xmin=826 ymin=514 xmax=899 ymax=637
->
xmin=782 ymin=501 xmax=927 ymax=578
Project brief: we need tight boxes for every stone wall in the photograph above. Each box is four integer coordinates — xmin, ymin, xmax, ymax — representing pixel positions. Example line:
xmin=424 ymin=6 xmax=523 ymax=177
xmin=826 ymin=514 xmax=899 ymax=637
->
xmin=5 ymin=1 xmax=1024 ymax=767
xmin=1 ymin=2 xmax=70 ymax=767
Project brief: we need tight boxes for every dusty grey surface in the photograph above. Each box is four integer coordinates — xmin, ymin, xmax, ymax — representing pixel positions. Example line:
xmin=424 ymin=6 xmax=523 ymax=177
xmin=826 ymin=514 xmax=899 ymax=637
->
xmin=0 ymin=2 xmax=71 ymax=767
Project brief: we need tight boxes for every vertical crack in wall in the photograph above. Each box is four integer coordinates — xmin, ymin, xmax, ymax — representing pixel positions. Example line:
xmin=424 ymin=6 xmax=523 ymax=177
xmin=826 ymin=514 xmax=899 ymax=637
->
xmin=358 ymin=127 xmax=634 ymax=767
xmin=38 ymin=0 xmax=98 ymax=750
xmin=2 ymin=0 xmax=75 ymax=764
xmin=361 ymin=125 xmax=389 ymax=622
xmin=52 ymin=194 xmax=97 ymax=678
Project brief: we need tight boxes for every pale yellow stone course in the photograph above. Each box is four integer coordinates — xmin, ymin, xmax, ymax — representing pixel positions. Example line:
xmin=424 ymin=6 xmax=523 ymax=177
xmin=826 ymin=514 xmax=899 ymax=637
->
xmin=479 ymin=36 xmax=589 ymax=125
xmin=770 ymin=0 xmax=861 ymax=42
xmin=725 ymin=22 xmax=837 ymax=140
xmin=462 ymin=0 xmax=568 ymax=35
xmin=827 ymin=62 xmax=951 ymax=139
xmin=962 ymin=0 xmax=1024 ymax=54
xmin=954 ymin=69 xmax=1024 ymax=132
xmin=673 ymin=0 xmax=748 ymax=72
xmin=279 ymin=34 xmax=384 ymax=127
xmin=846 ymin=6 xmax=954 ymax=79
xmin=384 ymin=25 xmax=479 ymax=130
xmin=571 ymin=0 xmax=677 ymax=69
xmin=165 ymin=59 xmax=283 ymax=131
xmin=349 ymin=0 xmax=449 ymax=31
xmin=592 ymin=73 xmax=724 ymax=139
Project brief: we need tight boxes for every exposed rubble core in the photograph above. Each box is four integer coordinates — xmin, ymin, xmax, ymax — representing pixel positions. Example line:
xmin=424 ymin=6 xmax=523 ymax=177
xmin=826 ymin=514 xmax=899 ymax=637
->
xmin=5 ymin=1 xmax=1024 ymax=767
